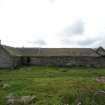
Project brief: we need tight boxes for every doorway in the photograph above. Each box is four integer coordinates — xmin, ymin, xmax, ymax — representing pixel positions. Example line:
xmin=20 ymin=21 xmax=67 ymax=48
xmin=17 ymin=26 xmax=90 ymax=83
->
xmin=21 ymin=57 xmax=31 ymax=65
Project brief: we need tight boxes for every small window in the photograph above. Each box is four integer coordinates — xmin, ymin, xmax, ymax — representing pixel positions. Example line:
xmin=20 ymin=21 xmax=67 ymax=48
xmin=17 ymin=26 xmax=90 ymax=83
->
xmin=27 ymin=57 xmax=31 ymax=64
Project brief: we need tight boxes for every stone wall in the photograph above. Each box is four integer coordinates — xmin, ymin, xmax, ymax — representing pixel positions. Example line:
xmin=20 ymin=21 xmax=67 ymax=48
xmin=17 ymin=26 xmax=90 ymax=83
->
xmin=12 ymin=57 xmax=22 ymax=67
xmin=29 ymin=56 xmax=105 ymax=67
xmin=0 ymin=46 xmax=14 ymax=68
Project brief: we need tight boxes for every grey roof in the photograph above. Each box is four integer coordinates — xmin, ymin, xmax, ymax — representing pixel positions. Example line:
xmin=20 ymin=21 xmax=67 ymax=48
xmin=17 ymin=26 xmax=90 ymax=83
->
xmin=17 ymin=48 xmax=100 ymax=57
xmin=2 ymin=45 xmax=21 ymax=56
xmin=1 ymin=45 xmax=100 ymax=57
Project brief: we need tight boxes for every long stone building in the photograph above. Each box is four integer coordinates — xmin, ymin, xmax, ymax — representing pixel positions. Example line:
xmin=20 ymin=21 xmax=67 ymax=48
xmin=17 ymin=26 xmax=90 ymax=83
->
xmin=0 ymin=44 xmax=105 ymax=68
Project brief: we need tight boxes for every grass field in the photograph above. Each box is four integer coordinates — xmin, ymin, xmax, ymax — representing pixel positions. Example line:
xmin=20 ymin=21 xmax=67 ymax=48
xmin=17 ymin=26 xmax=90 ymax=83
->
xmin=0 ymin=66 xmax=105 ymax=105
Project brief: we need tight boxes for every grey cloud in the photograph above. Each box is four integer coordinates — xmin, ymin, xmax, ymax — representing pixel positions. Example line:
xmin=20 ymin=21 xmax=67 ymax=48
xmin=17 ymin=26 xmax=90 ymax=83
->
xmin=60 ymin=18 xmax=105 ymax=48
xmin=61 ymin=39 xmax=75 ymax=45
xmin=77 ymin=38 xmax=99 ymax=46
xmin=60 ymin=34 xmax=105 ymax=48
xmin=86 ymin=34 xmax=105 ymax=48
xmin=64 ymin=19 xmax=85 ymax=36
xmin=28 ymin=39 xmax=47 ymax=47
xmin=33 ymin=39 xmax=47 ymax=45
xmin=94 ymin=35 xmax=105 ymax=47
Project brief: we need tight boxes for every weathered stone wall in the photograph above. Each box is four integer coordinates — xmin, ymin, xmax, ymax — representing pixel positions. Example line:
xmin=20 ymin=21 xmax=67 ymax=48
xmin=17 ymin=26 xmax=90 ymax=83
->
xmin=0 ymin=46 xmax=14 ymax=68
xmin=1 ymin=46 xmax=105 ymax=68
xmin=73 ymin=57 xmax=105 ymax=67
xmin=30 ymin=56 xmax=105 ymax=67
xmin=12 ymin=57 xmax=22 ymax=67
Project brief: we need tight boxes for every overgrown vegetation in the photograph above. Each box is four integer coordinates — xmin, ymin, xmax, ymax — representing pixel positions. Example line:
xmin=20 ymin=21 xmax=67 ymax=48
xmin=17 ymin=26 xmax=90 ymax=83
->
xmin=0 ymin=66 xmax=105 ymax=105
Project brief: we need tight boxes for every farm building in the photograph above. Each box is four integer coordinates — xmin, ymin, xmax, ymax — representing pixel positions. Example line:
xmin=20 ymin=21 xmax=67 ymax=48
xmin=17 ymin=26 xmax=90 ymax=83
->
xmin=0 ymin=44 xmax=105 ymax=68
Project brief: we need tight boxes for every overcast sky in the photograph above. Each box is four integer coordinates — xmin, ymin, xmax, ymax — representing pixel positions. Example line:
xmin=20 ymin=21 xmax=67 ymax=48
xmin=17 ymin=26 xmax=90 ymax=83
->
xmin=0 ymin=0 xmax=105 ymax=48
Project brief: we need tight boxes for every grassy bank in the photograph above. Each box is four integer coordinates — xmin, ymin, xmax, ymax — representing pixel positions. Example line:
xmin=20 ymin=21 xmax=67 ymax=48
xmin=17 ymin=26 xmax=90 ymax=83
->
xmin=0 ymin=66 xmax=105 ymax=105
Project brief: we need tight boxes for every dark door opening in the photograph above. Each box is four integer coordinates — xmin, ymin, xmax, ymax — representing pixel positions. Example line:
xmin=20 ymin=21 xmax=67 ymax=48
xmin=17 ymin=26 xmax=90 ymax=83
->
xmin=27 ymin=57 xmax=31 ymax=64
xmin=21 ymin=57 xmax=31 ymax=65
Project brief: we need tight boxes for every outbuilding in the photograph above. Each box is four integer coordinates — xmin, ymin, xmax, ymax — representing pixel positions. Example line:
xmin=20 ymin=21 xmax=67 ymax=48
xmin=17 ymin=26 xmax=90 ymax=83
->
xmin=0 ymin=44 xmax=105 ymax=68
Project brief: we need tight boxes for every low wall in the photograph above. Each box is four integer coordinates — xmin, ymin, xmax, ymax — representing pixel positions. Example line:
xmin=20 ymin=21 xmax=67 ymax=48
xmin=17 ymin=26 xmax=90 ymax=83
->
xmin=29 ymin=56 xmax=105 ymax=67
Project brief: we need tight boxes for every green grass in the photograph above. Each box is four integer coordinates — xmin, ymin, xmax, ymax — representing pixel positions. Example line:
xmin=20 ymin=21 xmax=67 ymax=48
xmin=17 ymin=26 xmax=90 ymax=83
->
xmin=0 ymin=66 xmax=105 ymax=105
